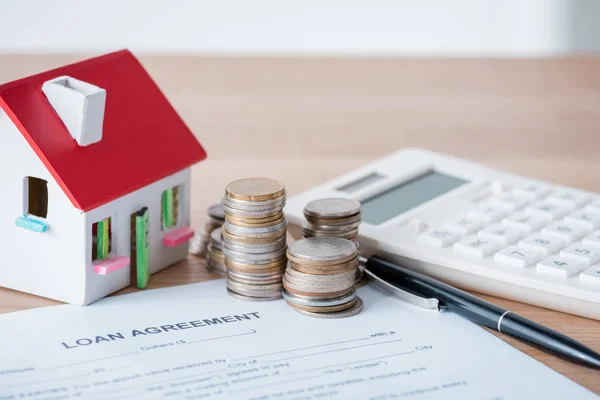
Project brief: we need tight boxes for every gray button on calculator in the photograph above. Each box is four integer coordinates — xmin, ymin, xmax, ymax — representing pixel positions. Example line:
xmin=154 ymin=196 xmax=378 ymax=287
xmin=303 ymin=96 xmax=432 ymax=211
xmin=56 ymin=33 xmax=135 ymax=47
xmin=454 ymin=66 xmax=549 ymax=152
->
xmin=560 ymin=243 xmax=600 ymax=265
xmin=419 ymin=230 xmax=460 ymax=248
xmin=580 ymin=266 xmax=600 ymax=285
xmin=495 ymin=246 xmax=543 ymax=268
xmin=519 ymin=234 xmax=565 ymax=255
xmin=537 ymin=256 xmax=584 ymax=278
xmin=453 ymin=236 xmax=502 ymax=258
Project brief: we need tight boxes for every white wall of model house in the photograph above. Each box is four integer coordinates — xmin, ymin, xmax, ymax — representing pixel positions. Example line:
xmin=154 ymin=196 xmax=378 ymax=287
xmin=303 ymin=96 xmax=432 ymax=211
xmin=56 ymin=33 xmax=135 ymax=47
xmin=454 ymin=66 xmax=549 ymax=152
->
xmin=0 ymin=107 xmax=87 ymax=304
xmin=83 ymin=169 xmax=191 ymax=304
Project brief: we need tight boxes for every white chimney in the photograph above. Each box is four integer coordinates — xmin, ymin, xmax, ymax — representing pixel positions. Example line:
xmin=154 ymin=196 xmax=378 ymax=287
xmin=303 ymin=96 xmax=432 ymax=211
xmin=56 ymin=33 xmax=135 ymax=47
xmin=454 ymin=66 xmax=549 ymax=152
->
xmin=42 ymin=76 xmax=106 ymax=147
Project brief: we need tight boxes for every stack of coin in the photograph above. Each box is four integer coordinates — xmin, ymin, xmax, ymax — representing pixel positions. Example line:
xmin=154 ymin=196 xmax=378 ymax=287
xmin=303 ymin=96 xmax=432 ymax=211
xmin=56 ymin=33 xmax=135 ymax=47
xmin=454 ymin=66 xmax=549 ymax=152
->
xmin=302 ymin=198 xmax=365 ymax=286
xmin=205 ymin=227 xmax=226 ymax=275
xmin=222 ymin=178 xmax=287 ymax=301
xmin=189 ymin=204 xmax=225 ymax=256
xmin=302 ymin=198 xmax=362 ymax=242
xmin=283 ymin=237 xmax=363 ymax=318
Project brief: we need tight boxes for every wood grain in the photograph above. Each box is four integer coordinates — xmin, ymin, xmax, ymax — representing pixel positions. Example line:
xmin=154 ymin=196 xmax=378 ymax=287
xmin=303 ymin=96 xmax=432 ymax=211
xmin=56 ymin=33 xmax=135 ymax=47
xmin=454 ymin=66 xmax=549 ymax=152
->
xmin=0 ymin=55 xmax=599 ymax=392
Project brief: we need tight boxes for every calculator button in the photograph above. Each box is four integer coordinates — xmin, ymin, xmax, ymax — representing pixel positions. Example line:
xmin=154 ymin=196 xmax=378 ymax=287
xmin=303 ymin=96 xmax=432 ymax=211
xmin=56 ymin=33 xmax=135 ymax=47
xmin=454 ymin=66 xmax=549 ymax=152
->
xmin=585 ymin=199 xmax=600 ymax=214
xmin=582 ymin=231 xmax=600 ymax=246
xmin=491 ymin=192 xmax=530 ymax=212
xmin=537 ymin=256 xmax=583 ymax=278
xmin=468 ymin=204 xmax=510 ymax=223
xmin=495 ymin=246 xmax=543 ymax=268
xmin=560 ymin=243 xmax=600 ymax=265
xmin=513 ymin=183 xmax=552 ymax=200
xmin=478 ymin=223 xmax=526 ymax=246
xmin=563 ymin=210 xmax=600 ymax=233
xmin=419 ymin=230 xmax=461 ymax=247
xmin=444 ymin=216 xmax=484 ymax=236
xmin=502 ymin=212 xmax=546 ymax=233
xmin=524 ymin=201 xmax=568 ymax=223
xmin=580 ymin=266 xmax=600 ymax=285
xmin=409 ymin=219 xmax=427 ymax=233
xmin=518 ymin=234 xmax=565 ymax=255
xmin=546 ymin=190 xmax=588 ymax=210
xmin=453 ymin=236 xmax=502 ymax=258
xmin=541 ymin=222 xmax=585 ymax=243
xmin=490 ymin=180 xmax=504 ymax=195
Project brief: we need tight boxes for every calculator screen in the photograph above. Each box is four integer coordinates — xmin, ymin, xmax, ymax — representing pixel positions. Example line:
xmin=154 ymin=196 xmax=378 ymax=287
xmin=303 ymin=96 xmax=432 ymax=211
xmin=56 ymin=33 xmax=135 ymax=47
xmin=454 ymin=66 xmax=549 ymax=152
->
xmin=360 ymin=171 xmax=468 ymax=225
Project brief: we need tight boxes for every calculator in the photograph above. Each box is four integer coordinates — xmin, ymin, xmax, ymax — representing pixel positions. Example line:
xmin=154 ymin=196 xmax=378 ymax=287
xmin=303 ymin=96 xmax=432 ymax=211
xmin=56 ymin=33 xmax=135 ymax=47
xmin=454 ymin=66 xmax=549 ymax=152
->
xmin=285 ymin=148 xmax=600 ymax=320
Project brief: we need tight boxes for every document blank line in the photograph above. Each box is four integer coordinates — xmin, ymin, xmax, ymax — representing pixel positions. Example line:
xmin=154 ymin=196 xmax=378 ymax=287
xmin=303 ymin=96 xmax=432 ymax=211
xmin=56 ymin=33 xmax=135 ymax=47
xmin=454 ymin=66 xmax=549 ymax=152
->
xmin=41 ymin=352 xmax=140 ymax=370
xmin=232 ymin=337 xmax=372 ymax=361
xmin=187 ymin=329 xmax=256 ymax=344
xmin=4 ymin=373 xmax=91 ymax=389
xmin=229 ymin=375 xmax=322 ymax=394
xmin=264 ymin=338 xmax=403 ymax=363
xmin=287 ymin=350 xmax=416 ymax=375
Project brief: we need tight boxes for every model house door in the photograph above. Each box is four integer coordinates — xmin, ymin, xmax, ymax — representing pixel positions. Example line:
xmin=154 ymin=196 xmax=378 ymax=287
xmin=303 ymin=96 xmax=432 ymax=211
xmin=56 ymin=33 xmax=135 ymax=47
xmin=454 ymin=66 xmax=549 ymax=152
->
xmin=134 ymin=207 xmax=150 ymax=289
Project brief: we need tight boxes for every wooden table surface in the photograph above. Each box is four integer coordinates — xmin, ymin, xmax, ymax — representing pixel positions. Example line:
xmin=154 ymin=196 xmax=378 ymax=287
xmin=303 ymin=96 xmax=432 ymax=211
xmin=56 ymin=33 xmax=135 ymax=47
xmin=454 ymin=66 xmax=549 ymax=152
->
xmin=1 ymin=55 xmax=599 ymax=392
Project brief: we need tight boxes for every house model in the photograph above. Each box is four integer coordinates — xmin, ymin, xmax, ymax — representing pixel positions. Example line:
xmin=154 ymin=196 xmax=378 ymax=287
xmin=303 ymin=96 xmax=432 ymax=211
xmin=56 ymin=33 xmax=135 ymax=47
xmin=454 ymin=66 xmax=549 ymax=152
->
xmin=0 ymin=50 xmax=207 ymax=305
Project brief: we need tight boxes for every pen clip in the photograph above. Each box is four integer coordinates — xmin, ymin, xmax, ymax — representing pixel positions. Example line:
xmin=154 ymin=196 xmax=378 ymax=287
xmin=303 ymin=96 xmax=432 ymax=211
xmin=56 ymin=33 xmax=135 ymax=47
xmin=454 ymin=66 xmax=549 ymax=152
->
xmin=362 ymin=265 xmax=440 ymax=311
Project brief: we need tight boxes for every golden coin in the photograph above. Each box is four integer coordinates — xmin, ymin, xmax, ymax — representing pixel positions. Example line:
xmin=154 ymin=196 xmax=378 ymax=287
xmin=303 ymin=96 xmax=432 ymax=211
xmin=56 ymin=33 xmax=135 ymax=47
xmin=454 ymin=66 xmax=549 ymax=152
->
xmin=287 ymin=258 xmax=359 ymax=275
xmin=226 ymin=212 xmax=284 ymax=226
xmin=282 ymin=283 xmax=352 ymax=298
xmin=225 ymin=178 xmax=285 ymax=202
xmin=288 ymin=298 xmax=358 ymax=313
xmin=226 ymin=215 xmax=285 ymax=229
xmin=226 ymin=257 xmax=287 ymax=271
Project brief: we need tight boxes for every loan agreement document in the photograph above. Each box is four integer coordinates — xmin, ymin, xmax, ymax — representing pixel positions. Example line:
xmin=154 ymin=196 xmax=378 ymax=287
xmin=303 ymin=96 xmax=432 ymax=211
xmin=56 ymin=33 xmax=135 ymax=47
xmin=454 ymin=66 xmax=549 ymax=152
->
xmin=0 ymin=280 xmax=595 ymax=400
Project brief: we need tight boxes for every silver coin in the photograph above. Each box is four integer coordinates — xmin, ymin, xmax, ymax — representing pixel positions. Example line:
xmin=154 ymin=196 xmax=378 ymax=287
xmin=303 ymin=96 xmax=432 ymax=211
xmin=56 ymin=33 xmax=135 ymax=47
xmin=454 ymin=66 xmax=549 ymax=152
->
xmin=293 ymin=297 xmax=364 ymax=318
xmin=304 ymin=198 xmax=361 ymax=219
xmin=223 ymin=197 xmax=286 ymax=212
xmin=223 ymin=246 xmax=287 ymax=263
xmin=228 ymin=274 xmax=282 ymax=285
xmin=208 ymin=204 xmax=226 ymax=220
xmin=226 ymin=281 xmax=283 ymax=296
xmin=206 ymin=259 xmax=226 ymax=275
xmin=285 ymin=267 xmax=356 ymax=282
xmin=210 ymin=226 xmax=223 ymax=243
xmin=224 ymin=220 xmax=287 ymax=238
xmin=283 ymin=274 xmax=355 ymax=292
xmin=303 ymin=220 xmax=361 ymax=232
xmin=287 ymin=237 xmax=357 ymax=262
xmin=221 ymin=202 xmax=283 ymax=218
xmin=228 ymin=269 xmax=283 ymax=280
xmin=227 ymin=288 xmax=282 ymax=302
xmin=282 ymin=289 xmax=356 ymax=307
xmin=223 ymin=235 xmax=286 ymax=254
xmin=302 ymin=228 xmax=359 ymax=240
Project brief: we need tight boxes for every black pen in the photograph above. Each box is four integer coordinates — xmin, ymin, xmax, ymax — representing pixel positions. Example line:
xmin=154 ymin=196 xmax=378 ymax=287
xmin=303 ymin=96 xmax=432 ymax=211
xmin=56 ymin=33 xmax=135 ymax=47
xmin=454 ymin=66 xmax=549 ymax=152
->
xmin=364 ymin=255 xmax=600 ymax=369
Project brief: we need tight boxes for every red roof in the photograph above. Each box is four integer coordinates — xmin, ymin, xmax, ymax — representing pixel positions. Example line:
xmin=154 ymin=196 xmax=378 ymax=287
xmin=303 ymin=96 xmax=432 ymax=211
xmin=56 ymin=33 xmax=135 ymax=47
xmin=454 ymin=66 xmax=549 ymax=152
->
xmin=0 ymin=50 xmax=206 ymax=211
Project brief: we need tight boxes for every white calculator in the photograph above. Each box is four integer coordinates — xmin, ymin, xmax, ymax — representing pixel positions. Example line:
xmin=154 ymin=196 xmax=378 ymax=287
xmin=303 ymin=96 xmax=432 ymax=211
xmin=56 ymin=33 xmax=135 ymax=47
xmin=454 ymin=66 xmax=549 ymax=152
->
xmin=285 ymin=148 xmax=600 ymax=320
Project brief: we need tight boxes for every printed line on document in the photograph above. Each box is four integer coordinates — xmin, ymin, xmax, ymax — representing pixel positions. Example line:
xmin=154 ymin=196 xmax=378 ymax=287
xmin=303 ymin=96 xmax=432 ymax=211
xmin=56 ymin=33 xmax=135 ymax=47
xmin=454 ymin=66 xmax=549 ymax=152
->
xmin=264 ymin=338 xmax=403 ymax=363
xmin=187 ymin=329 xmax=256 ymax=344
xmin=4 ymin=372 xmax=91 ymax=389
xmin=232 ymin=336 xmax=372 ymax=361
xmin=287 ymin=350 xmax=416 ymax=375
xmin=229 ymin=375 xmax=322 ymax=394
xmin=41 ymin=352 xmax=140 ymax=370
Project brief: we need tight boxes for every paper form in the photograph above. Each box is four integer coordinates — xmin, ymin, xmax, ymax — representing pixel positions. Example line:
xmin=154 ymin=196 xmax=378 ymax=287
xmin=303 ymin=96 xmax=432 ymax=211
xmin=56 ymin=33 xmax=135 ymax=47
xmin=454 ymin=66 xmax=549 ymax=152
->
xmin=0 ymin=280 xmax=596 ymax=400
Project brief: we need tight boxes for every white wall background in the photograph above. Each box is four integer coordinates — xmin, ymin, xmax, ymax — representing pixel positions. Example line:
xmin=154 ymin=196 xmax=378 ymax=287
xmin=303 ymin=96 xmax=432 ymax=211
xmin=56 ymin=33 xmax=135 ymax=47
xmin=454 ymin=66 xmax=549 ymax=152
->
xmin=0 ymin=0 xmax=599 ymax=55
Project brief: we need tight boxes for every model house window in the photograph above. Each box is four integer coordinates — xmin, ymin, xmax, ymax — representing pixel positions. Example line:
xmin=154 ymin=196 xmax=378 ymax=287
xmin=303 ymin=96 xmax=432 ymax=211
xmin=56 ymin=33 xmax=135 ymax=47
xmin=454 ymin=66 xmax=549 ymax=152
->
xmin=161 ymin=186 xmax=180 ymax=230
xmin=92 ymin=217 xmax=112 ymax=261
xmin=25 ymin=177 xmax=48 ymax=218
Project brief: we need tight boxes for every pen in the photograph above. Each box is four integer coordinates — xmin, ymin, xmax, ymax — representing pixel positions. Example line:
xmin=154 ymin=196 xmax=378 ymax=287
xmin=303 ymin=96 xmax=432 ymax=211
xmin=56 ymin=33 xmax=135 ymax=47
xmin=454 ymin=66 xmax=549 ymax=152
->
xmin=364 ymin=255 xmax=600 ymax=369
